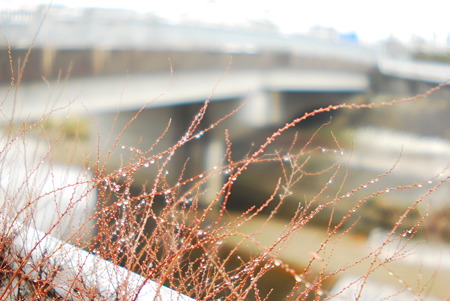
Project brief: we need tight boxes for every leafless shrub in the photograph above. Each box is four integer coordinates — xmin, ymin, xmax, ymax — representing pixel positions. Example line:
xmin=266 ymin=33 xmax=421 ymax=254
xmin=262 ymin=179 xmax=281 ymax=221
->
xmin=0 ymin=43 xmax=449 ymax=301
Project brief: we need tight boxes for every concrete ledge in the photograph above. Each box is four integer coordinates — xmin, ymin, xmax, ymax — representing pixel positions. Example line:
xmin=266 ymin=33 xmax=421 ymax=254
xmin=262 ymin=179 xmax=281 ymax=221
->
xmin=6 ymin=221 xmax=194 ymax=300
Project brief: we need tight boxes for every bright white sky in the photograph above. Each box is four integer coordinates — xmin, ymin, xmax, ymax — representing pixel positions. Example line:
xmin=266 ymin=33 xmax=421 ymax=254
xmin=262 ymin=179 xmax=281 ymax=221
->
xmin=1 ymin=0 xmax=449 ymax=45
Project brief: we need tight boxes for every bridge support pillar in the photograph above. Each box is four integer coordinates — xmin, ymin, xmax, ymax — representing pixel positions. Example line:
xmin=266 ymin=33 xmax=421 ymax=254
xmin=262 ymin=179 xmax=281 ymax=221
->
xmin=41 ymin=48 xmax=55 ymax=78
xmin=239 ymin=90 xmax=283 ymax=127
xmin=91 ymin=49 xmax=111 ymax=74
xmin=201 ymin=134 xmax=225 ymax=209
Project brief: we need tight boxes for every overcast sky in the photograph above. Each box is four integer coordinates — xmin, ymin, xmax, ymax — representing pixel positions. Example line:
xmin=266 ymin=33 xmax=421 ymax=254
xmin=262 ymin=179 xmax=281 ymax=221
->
xmin=1 ymin=0 xmax=449 ymax=44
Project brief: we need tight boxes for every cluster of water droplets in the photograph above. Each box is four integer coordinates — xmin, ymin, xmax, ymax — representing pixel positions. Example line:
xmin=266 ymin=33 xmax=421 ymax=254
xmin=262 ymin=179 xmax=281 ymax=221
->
xmin=268 ymin=257 xmax=322 ymax=294
xmin=194 ymin=131 xmax=204 ymax=139
xmin=321 ymin=148 xmax=344 ymax=156
xmin=388 ymin=270 xmax=413 ymax=290
xmin=283 ymin=154 xmax=292 ymax=163
xmin=102 ymin=178 xmax=121 ymax=193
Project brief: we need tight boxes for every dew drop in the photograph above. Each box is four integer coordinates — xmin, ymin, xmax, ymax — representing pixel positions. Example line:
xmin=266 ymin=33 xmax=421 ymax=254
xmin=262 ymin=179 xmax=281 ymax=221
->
xmin=273 ymin=259 xmax=282 ymax=266
xmin=294 ymin=274 xmax=303 ymax=282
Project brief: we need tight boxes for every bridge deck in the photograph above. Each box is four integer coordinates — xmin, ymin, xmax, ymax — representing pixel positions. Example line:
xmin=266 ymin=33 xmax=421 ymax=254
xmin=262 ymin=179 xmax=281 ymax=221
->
xmin=1 ymin=68 xmax=369 ymax=122
xmin=379 ymin=58 xmax=450 ymax=83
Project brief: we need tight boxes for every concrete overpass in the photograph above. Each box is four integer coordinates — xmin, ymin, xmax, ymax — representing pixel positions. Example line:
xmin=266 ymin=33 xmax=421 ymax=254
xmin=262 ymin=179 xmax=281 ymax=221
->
xmin=1 ymin=5 xmax=448 ymax=107
xmin=1 ymin=5 xmax=449 ymax=185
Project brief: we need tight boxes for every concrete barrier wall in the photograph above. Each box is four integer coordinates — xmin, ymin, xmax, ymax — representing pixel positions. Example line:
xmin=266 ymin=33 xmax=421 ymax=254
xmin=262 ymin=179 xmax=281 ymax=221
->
xmin=6 ymin=221 xmax=194 ymax=300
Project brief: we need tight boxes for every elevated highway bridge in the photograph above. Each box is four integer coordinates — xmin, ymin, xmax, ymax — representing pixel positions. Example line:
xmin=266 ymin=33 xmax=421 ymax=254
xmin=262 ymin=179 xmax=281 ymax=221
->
xmin=1 ymin=5 xmax=448 ymax=116
xmin=0 ymin=5 xmax=449 ymax=184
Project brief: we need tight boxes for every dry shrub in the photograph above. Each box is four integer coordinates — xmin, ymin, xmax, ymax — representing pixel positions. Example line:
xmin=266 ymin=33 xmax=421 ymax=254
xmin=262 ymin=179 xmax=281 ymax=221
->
xmin=0 ymin=45 xmax=449 ymax=301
